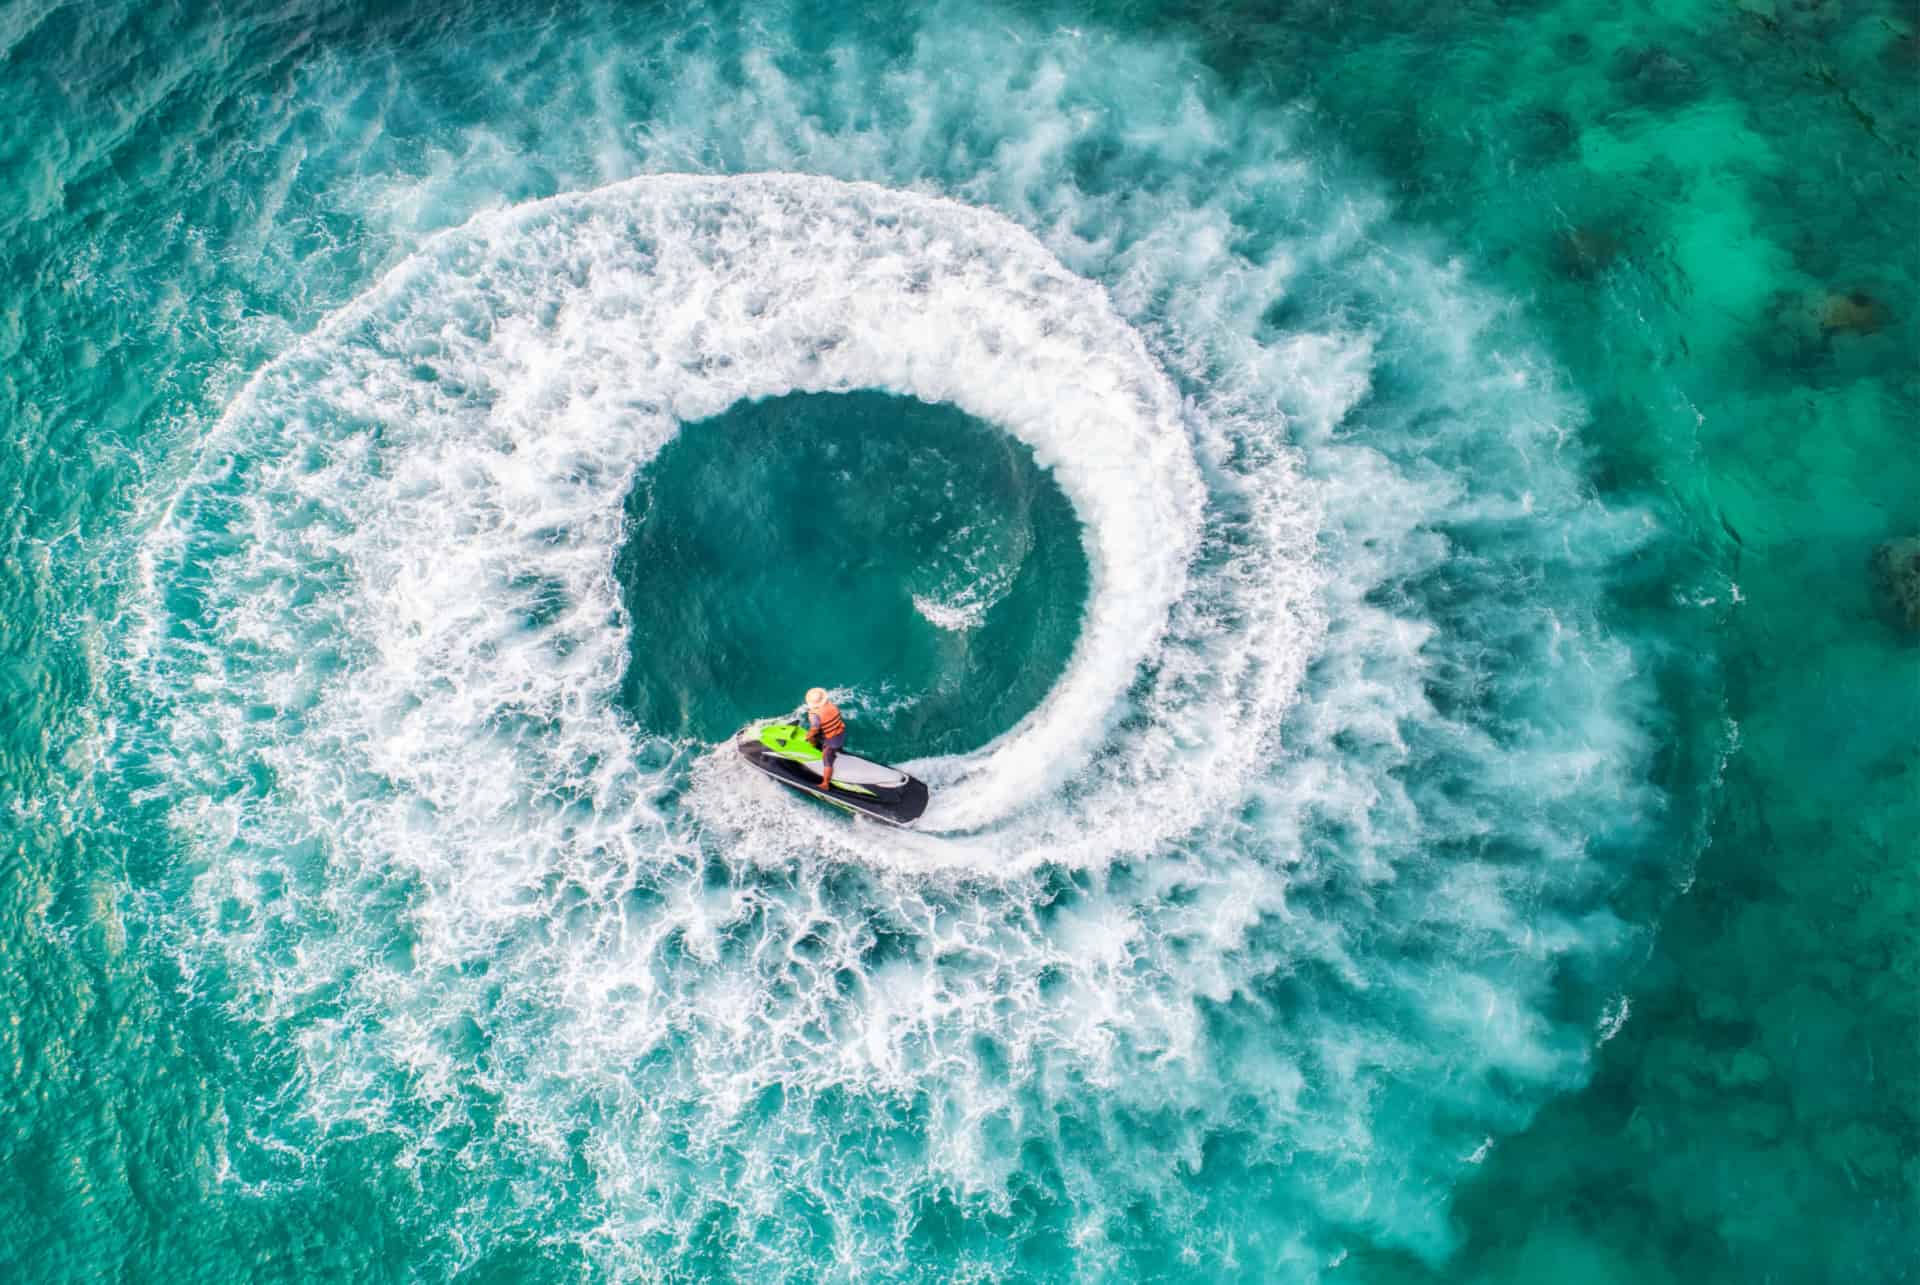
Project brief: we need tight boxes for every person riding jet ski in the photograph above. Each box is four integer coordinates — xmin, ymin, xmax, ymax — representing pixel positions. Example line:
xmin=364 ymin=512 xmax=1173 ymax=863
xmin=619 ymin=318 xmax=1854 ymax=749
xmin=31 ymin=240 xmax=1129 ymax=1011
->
xmin=803 ymin=687 xmax=847 ymax=792
xmin=735 ymin=691 xmax=928 ymax=826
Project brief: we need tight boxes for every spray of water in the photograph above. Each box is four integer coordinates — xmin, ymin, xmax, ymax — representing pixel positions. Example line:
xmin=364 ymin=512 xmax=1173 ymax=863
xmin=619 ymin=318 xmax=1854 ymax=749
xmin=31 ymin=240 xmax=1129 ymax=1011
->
xmin=120 ymin=10 xmax=1659 ymax=1276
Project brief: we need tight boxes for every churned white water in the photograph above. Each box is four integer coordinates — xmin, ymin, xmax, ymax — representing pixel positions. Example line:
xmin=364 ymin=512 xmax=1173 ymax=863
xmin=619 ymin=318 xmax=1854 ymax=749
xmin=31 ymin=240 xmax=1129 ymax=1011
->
xmin=119 ymin=9 xmax=1660 ymax=1278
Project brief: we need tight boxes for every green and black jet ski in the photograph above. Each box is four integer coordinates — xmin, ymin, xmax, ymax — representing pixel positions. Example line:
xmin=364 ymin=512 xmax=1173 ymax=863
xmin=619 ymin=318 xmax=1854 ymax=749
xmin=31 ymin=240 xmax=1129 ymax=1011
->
xmin=736 ymin=722 xmax=930 ymax=827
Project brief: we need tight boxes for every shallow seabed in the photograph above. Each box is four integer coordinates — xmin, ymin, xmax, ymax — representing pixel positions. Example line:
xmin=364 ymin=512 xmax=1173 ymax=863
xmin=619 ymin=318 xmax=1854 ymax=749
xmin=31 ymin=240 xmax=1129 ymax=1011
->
xmin=0 ymin=0 xmax=1913 ymax=1281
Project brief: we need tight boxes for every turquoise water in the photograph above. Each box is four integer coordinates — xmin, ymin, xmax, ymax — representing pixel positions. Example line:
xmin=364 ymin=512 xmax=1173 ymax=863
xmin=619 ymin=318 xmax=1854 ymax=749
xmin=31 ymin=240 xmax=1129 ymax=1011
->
xmin=1 ymin=1 xmax=1913 ymax=1282
xmin=617 ymin=391 xmax=1089 ymax=756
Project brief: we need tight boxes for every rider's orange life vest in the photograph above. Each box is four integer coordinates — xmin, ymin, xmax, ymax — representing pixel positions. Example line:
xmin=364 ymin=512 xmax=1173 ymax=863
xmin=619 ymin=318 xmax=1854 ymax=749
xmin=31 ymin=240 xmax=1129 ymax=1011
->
xmin=812 ymin=703 xmax=845 ymax=740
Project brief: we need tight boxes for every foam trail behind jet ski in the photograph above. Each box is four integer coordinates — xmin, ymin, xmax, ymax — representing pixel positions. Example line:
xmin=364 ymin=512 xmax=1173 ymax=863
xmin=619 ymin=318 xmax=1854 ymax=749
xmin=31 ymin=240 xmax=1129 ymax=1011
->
xmin=116 ymin=10 xmax=1661 ymax=1273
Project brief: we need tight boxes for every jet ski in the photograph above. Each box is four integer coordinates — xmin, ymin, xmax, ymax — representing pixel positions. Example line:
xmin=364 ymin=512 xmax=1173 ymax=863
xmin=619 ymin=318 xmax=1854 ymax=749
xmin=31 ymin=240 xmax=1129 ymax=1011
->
xmin=735 ymin=721 xmax=930 ymax=827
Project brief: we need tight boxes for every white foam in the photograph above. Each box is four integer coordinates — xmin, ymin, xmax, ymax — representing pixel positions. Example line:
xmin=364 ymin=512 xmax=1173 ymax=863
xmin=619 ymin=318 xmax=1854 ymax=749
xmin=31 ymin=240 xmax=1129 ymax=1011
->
xmin=907 ymin=519 xmax=1030 ymax=633
xmin=117 ymin=12 xmax=1663 ymax=1276
xmin=910 ymin=592 xmax=987 ymax=633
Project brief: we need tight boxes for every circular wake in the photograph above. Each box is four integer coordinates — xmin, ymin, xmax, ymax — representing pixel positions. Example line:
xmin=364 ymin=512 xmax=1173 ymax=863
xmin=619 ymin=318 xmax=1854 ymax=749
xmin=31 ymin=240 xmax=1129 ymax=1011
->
xmin=119 ymin=11 xmax=1661 ymax=1279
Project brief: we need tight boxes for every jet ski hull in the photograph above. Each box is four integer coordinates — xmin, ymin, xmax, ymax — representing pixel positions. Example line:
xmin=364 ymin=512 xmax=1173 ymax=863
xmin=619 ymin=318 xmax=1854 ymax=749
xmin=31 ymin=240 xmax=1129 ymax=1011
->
xmin=736 ymin=723 xmax=930 ymax=827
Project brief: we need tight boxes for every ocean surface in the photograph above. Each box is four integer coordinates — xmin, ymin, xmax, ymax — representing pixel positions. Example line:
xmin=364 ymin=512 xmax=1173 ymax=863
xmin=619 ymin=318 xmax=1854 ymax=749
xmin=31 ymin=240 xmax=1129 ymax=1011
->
xmin=1 ymin=0 xmax=1913 ymax=1280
